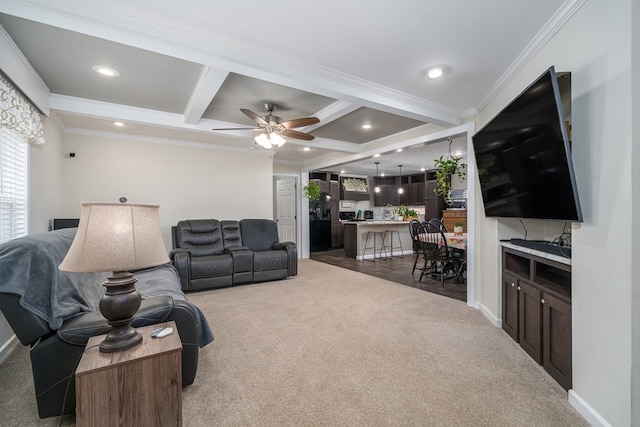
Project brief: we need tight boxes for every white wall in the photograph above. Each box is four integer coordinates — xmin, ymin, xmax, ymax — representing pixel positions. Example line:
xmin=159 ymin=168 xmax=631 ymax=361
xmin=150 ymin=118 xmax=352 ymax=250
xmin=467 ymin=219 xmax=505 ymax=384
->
xmin=0 ymin=115 xmax=65 ymax=358
xmin=60 ymin=133 xmax=275 ymax=250
xmin=474 ymin=0 xmax=634 ymax=425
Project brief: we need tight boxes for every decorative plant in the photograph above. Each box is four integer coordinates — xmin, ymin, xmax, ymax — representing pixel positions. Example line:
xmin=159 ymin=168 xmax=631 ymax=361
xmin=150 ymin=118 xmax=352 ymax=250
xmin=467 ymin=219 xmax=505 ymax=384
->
xmin=454 ymin=221 xmax=465 ymax=228
xmin=303 ymin=180 xmax=321 ymax=201
xmin=433 ymin=139 xmax=467 ymax=204
xmin=394 ymin=205 xmax=418 ymax=220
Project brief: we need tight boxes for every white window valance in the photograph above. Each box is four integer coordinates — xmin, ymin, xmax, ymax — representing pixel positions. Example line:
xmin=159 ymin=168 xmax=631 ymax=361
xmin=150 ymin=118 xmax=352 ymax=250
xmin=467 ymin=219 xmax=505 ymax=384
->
xmin=0 ymin=73 xmax=45 ymax=145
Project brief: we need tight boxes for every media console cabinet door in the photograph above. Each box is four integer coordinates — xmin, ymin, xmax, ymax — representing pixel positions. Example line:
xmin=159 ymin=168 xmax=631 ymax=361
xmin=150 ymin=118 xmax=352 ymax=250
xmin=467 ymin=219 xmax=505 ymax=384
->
xmin=75 ymin=322 xmax=183 ymax=427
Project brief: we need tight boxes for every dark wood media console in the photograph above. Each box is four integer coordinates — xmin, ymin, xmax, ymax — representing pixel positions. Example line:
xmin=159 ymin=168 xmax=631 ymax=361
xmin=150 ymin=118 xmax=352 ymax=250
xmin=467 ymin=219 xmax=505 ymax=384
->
xmin=501 ymin=244 xmax=572 ymax=390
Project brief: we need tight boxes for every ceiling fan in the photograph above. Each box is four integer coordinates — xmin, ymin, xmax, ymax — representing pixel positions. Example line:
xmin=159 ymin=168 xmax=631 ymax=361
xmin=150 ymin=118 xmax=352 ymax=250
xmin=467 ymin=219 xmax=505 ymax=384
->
xmin=212 ymin=102 xmax=319 ymax=148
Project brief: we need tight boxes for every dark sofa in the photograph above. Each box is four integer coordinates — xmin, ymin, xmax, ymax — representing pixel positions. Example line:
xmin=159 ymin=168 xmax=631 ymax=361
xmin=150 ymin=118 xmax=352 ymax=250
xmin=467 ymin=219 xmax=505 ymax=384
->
xmin=170 ymin=219 xmax=297 ymax=291
xmin=0 ymin=228 xmax=214 ymax=418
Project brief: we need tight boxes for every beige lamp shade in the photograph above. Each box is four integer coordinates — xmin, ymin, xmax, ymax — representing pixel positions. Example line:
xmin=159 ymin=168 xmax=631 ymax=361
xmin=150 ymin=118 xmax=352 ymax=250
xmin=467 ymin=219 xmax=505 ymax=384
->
xmin=59 ymin=202 xmax=169 ymax=272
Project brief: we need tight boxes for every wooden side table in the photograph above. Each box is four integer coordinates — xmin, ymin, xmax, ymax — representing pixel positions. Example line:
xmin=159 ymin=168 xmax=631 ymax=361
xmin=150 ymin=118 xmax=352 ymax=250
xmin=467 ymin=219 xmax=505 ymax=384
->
xmin=75 ymin=321 xmax=183 ymax=427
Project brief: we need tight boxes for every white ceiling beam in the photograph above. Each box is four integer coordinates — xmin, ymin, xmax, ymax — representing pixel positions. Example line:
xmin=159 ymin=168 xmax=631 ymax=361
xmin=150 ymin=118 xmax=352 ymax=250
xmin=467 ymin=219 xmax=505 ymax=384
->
xmin=51 ymin=93 xmax=239 ymax=135
xmin=183 ymin=66 xmax=229 ymax=125
xmin=49 ymin=93 xmax=364 ymax=154
xmin=303 ymin=101 xmax=360 ymax=132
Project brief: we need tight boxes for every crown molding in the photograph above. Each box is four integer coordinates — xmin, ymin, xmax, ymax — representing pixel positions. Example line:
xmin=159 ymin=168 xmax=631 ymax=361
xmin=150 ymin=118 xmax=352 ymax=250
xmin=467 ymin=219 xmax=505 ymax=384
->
xmin=0 ymin=24 xmax=50 ymax=114
xmin=63 ymin=127 xmax=275 ymax=157
xmin=476 ymin=0 xmax=587 ymax=112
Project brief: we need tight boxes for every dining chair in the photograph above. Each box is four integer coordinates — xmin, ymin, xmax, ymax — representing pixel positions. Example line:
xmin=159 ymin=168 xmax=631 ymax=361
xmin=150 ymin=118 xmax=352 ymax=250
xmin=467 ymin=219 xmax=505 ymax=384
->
xmin=418 ymin=222 xmax=456 ymax=286
xmin=409 ymin=219 xmax=424 ymax=274
xmin=428 ymin=218 xmax=447 ymax=233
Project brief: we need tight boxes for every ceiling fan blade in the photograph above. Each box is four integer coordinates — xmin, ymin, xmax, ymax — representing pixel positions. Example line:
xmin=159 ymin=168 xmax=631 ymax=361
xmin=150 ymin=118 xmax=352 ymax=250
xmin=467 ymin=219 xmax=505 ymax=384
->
xmin=281 ymin=117 xmax=320 ymax=129
xmin=240 ymin=108 xmax=268 ymax=126
xmin=211 ymin=127 xmax=261 ymax=131
xmin=283 ymin=129 xmax=315 ymax=141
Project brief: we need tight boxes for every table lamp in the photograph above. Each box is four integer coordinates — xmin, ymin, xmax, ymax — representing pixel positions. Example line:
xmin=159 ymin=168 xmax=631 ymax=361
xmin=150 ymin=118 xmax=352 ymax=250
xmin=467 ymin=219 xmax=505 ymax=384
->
xmin=59 ymin=202 xmax=169 ymax=353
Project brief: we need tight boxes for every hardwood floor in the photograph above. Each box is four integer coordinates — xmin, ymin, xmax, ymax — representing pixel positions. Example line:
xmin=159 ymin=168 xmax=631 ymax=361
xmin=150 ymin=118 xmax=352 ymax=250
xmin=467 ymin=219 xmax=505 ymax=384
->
xmin=310 ymin=249 xmax=467 ymax=302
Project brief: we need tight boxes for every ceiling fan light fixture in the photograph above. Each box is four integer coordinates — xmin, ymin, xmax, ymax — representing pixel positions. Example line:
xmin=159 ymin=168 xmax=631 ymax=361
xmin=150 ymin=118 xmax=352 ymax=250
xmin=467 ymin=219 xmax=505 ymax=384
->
xmin=254 ymin=133 xmax=272 ymax=149
xmin=254 ymin=132 xmax=286 ymax=149
xmin=271 ymin=132 xmax=286 ymax=147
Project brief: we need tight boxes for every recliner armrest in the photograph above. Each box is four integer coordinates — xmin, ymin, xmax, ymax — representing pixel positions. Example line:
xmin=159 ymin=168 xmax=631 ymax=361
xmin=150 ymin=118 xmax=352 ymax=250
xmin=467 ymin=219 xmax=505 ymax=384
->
xmin=57 ymin=296 xmax=174 ymax=345
xmin=272 ymin=241 xmax=298 ymax=276
xmin=170 ymin=249 xmax=191 ymax=291
xmin=169 ymin=247 xmax=190 ymax=259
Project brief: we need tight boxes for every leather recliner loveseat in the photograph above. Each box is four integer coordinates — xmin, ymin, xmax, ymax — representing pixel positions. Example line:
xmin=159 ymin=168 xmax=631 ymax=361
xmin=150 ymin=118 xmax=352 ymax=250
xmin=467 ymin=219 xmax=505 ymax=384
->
xmin=170 ymin=218 xmax=297 ymax=292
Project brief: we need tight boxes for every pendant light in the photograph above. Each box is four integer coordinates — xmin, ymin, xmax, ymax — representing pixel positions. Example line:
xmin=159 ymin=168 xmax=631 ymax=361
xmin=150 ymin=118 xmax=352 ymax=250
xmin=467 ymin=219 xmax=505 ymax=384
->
xmin=397 ymin=165 xmax=404 ymax=194
xmin=374 ymin=162 xmax=381 ymax=193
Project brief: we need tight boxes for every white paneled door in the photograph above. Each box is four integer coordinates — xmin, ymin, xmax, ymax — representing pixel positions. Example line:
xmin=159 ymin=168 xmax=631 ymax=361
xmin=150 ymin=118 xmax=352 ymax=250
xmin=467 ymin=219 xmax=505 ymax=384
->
xmin=276 ymin=177 xmax=297 ymax=244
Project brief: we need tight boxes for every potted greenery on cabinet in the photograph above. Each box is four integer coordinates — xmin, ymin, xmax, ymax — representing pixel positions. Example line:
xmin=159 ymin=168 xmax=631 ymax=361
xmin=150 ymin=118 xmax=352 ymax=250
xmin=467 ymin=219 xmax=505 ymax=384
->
xmin=433 ymin=138 xmax=466 ymax=205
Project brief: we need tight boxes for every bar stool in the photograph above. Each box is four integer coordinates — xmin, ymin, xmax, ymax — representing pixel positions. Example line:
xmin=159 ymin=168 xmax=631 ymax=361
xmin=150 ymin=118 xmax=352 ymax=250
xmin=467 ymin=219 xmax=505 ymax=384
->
xmin=361 ymin=230 xmax=387 ymax=261
xmin=382 ymin=229 xmax=404 ymax=258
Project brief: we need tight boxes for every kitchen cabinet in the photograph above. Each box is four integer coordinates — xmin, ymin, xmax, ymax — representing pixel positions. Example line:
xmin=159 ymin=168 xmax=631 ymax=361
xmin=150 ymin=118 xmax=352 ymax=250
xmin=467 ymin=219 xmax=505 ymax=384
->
xmin=501 ymin=246 xmax=572 ymax=390
xmin=343 ymin=223 xmax=357 ymax=258
xmin=332 ymin=223 xmax=343 ymax=248
xmin=375 ymin=174 xmax=425 ymax=206
xmin=374 ymin=177 xmax=400 ymax=206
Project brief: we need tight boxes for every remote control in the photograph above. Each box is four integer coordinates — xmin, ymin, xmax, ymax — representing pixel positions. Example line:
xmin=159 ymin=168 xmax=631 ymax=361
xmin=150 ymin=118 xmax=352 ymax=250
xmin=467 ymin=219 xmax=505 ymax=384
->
xmin=150 ymin=327 xmax=165 ymax=337
xmin=154 ymin=327 xmax=173 ymax=338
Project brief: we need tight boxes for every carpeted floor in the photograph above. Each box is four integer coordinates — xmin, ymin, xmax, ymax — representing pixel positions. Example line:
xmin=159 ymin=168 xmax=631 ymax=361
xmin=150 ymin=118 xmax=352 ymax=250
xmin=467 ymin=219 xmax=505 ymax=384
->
xmin=0 ymin=259 xmax=588 ymax=426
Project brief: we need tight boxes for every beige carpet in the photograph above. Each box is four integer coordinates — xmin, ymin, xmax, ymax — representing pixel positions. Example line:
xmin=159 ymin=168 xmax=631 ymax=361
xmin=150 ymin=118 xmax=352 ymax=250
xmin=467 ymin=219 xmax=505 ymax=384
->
xmin=0 ymin=259 xmax=587 ymax=426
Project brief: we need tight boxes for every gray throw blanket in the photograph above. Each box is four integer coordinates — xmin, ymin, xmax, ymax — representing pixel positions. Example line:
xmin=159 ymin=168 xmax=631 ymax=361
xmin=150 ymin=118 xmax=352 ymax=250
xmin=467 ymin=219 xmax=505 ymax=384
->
xmin=0 ymin=228 xmax=213 ymax=347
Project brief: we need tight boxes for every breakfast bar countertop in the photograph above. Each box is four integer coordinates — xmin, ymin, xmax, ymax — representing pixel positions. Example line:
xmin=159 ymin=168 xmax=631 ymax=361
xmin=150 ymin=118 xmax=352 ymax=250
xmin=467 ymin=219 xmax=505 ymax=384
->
xmin=343 ymin=221 xmax=413 ymax=259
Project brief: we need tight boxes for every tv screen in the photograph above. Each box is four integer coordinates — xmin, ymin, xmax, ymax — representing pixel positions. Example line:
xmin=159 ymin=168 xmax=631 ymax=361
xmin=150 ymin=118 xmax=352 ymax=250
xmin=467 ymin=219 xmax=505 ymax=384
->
xmin=472 ymin=66 xmax=582 ymax=222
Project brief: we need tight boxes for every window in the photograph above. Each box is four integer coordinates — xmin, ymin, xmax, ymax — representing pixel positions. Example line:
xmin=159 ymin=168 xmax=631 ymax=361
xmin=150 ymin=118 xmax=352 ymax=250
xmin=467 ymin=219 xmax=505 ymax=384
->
xmin=0 ymin=127 xmax=28 ymax=244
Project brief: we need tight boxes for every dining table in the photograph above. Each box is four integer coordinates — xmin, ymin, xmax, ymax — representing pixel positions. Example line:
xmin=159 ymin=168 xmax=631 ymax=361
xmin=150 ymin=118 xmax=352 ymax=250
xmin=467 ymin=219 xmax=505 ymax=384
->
xmin=443 ymin=233 xmax=467 ymax=251
xmin=417 ymin=232 xmax=467 ymax=283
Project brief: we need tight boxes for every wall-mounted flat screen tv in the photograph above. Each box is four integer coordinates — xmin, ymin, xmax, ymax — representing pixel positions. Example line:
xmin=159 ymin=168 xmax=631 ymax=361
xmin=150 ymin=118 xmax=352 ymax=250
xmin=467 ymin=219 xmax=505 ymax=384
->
xmin=472 ymin=66 xmax=583 ymax=222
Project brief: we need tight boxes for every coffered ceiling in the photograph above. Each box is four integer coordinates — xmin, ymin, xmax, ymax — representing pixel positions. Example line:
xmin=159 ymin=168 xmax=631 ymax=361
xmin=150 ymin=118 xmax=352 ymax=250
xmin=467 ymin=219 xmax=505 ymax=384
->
xmin=0 ymin=0 xmax=580 ymax=176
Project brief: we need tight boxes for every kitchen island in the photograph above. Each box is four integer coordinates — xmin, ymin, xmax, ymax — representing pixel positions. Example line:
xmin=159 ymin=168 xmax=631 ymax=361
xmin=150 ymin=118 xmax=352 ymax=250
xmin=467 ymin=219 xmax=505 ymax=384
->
xmin=343 ymin=220 xmax=413 ymax=260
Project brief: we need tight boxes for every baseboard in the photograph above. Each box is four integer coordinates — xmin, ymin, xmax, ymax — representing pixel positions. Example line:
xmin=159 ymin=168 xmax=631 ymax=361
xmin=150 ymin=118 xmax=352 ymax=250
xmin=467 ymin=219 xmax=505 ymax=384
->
xmin=568 ymin=390 xmax=611 ymax=427
xmin=477 ymin=303 xmax=501 ymax=327
xmin=0 ymin=335 xmax=18 ymax=364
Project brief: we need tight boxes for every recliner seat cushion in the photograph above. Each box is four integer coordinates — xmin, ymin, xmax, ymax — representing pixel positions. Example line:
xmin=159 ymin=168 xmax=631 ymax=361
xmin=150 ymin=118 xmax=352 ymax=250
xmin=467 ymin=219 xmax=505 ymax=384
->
xmin=190 ymin=254 xmax=233 ymax=279
xmin=253 ymin=251 xmax=288 ymax=272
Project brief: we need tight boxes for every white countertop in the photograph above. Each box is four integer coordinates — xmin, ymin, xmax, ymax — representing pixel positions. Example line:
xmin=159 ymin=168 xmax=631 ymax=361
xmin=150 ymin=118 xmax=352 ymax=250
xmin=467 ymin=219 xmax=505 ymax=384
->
xmin=342 ymin=220 xmax=411 ymax=225
xmin=500 ymin=242 xmax=571 ymax=265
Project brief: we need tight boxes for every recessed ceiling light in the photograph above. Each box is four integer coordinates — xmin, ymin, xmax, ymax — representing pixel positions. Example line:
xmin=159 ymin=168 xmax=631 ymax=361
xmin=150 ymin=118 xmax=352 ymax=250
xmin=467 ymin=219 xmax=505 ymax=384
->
xmin=92 ymin=65 xmax=120 ymax=77
xmin=361 ymin=123 xmax=372 ymax=130
xmin=112 ymin=121 xmax=125 ymax=127
xmin=340 ymin=170 xmax=346 ymax=174
xmin=373 ymin=153 xmax=381 ymax=158
xmin=303 ymin=147 xmax=311 ymax=151
xmin=381 ymin=173 xmax=386 ymax=177
xmin=420 ymin=167 xmax=426 ymax=172
xmin=453 ymin=151 xmax=464 ymax=156
xmin=427 ymin=67 xmax=444 ymax=79
xmin=396 ymin=148 xmax=403 ymax=153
